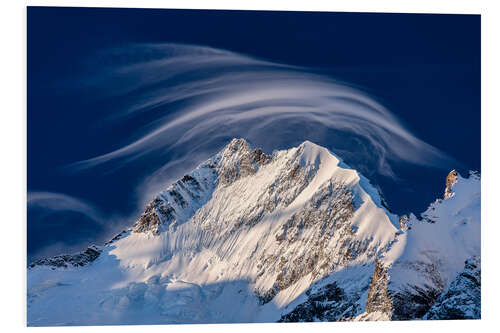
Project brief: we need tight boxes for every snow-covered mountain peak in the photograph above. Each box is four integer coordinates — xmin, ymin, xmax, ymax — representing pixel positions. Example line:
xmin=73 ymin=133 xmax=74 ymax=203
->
xmin=131 ymin=138 xmax=381 ymax=235
xmin=27 ymin=140 xmax=481 ymax=325
xmin=294 ymin=140 xmax=341 ymax=168
xmin=215 ymin=138 xmax=271 ymax=186
xmin=114 ymin=140 xmax=402 ymax=309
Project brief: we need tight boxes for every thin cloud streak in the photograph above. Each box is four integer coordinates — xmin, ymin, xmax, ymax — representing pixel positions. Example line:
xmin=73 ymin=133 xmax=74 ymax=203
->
xmin=27 ymin=191 xmax=129 ymax=261
xmin=64 ymin=43 xmax=458 ymax=203
xmin=28 ymin=191 xmax=103 ymax=224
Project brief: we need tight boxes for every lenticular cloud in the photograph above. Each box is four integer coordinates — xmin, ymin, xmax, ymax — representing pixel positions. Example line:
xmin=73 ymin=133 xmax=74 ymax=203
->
xmin=68 ymin=43 xmax=455 ymax=193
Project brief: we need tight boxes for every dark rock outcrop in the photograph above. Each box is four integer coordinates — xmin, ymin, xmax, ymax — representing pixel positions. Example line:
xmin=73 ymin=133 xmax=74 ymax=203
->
xmin=390 ymin=252 xmax=447 ymax=320
xmin=279 ymin=282 xmax=360 ymax=322
xmin=133 ymin=197 xmax=174 ymax=235
xmin=217 ymin=138 xmax=271 ymax=186
xmin=424 ymin=256 xmax=481 ymax=320
xmin=365 ymin=260 xmax=392 ymax=316
xmin=104 ymin=229 xmax=129 ymax=246
xmin=391 ymin=283 xmax=443 ymax=320
xmin=444 ymin=170 xmax=458 ymax=199
xmin=29 ymin=245 xmax=102 ymax=269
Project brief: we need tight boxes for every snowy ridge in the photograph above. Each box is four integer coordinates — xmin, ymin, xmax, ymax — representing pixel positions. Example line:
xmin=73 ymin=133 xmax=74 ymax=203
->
xmin=27 ymin=140 xmax=480 ymax=325
xmin=358 ymin=170 xmax=481 ymax=320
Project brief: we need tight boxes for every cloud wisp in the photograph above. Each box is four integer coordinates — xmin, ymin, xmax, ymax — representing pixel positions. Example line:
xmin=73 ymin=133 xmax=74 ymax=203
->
xmin=53 ymin=43 xmax=461 ymax=209
xmin=27 ymin=191 xmax=122 ymax=261
xmin=27 ymin=191 xmax=103 ymax=223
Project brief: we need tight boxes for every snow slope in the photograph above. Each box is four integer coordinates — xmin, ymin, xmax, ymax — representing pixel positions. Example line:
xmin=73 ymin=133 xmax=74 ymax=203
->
xmin=384 ymin=171 xmax=480 ymax=289
xmin=28 ymin=139 xmax=401 ymax=325
xmin=27 ymin=139 xmax=481 ymax=325
xmin=357 ymin=170 xmax=481 ymax=320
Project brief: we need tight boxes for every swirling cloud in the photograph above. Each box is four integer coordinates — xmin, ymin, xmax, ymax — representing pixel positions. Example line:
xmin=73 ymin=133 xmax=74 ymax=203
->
xmin=64 ymin=43 xmax=457 ymax=204
xmin=28 ymin=44 xmax=461 ymax=259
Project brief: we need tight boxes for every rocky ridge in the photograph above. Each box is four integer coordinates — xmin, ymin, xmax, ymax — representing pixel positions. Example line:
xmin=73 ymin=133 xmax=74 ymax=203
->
xmin=357 ymin=170 xmax=480 ymax=320
xmin=29 ymin=245 xmax=102 ymax=269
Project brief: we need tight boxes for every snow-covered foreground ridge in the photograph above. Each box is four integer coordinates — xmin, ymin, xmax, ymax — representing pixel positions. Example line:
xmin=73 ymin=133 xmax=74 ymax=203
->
xmin=27 ymin=139 xmax=480 ymax=325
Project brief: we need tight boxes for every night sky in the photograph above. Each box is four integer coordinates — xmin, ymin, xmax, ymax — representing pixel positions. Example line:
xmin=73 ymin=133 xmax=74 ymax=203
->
xmin=27 ymin=7 xmax=480 ymax=261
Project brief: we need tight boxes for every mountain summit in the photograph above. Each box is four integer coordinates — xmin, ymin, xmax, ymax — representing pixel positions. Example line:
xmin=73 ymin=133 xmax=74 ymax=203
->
xmin=27 ymin=139 xmax=481 ymax=325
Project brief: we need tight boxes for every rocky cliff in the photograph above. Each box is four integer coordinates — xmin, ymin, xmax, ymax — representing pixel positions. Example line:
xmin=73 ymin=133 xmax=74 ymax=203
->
xmin=424 ymin=256 xmax=481 ymax=320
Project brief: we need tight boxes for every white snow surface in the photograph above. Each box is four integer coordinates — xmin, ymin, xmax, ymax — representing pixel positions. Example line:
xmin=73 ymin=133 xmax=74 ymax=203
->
xmin=382 ymin=172 xmax=481 ymax=293
xmin=27 ymin=140 xmax=480 ymax=325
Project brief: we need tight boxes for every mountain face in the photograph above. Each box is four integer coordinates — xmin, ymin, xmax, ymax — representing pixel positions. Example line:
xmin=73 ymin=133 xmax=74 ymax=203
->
xmin=423 ymin=256 xmax=481 ymax=320
xmin=27 ymin=139 xmax=480 ymax=326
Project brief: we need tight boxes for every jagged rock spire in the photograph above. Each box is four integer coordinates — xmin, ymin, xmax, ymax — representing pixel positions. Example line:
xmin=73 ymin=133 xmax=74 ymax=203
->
xmin=444 ymin=170 xmax=459 ymax=199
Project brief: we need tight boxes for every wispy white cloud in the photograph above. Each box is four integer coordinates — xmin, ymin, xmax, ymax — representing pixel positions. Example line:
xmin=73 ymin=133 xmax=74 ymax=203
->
xmin=28 ymin=191 xmax=103 ymax=223
xmin=27 ymin=191 xmax=125 ymax=261
xmin=63 ymin=43 xmax=457 ymax=206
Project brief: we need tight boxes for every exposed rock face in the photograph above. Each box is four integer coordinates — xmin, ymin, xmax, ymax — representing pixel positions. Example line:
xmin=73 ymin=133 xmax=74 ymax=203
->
xmin=199 ymin=146 xmax=316 ymax=235
xmin=217 ymin=138 xmax=271 ymax=186
xmin=278 ymin=281 xmax=359 ymax=322
xmin=133 ymin=198 xmax=164 ymax=235
xmin=399 ymin=215 xmax=411 ymax=231
xmin=424 ymin=256 xmax=481 ymax=320
xmin=444 ymin=169 xmax=458 ymax=199
xmin=389 ymin=251 xmax=448 ymax=320
xmin=365 ymin=260 xmax=392 ymax=316
xmin=103 ymin=229 xmax=129 ymax=246
xmin=391 ymin=281 xmax=444 ymax=320
xmin=256 ymin=181 xmax=357 ymax=303
xmin=29 ymin=245 xmax=102 ymax=269
xmin=362 ymin=256 xmax=445 ymax=321
xmin=132 ymin=162 xmax=218 ymax=235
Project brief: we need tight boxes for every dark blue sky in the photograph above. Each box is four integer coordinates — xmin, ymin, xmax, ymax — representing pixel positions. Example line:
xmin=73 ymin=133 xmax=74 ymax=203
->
xmin=27 ymin=7 xmax=480 ymax=260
